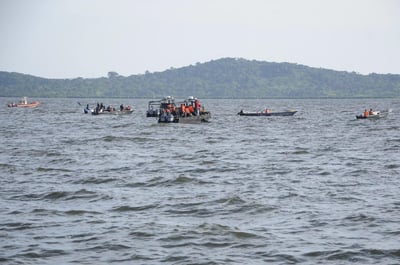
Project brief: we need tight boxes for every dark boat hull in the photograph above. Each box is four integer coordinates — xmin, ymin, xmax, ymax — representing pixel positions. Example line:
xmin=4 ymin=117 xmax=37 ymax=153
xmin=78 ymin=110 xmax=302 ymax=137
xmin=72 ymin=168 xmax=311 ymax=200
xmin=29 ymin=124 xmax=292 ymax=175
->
xmin=146 ymin=111 xmax=160 ymax=117
xmin=356 ymin=111 xmax=381 ymax=119
xmin=158 ymin=112 xmax=211 ymax=123
xmin=238 ymin=110 xmax=297 ymax=116
xmin=92 ymin=109 xmax=134 ymax=115
xmin=356 ymin=114 xmax=380 ymax=119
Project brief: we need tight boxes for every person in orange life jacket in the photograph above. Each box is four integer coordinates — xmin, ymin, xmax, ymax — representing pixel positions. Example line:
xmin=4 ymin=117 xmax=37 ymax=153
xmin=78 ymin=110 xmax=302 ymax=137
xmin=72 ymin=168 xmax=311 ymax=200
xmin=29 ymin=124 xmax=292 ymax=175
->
xmin=188 ymin=105 xmax=194 ymax=114
xmin=185 ymin=106 xmax=191 ymax=116
xmin=180 ymin=104 xmax=186 ymax=116
xmin=363 ymin=109 xmax=369 ymax=117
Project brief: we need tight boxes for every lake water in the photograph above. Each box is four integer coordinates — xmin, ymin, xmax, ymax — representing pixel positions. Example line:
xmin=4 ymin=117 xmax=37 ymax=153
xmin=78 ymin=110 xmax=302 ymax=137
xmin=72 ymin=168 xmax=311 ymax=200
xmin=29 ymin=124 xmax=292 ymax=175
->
xmin=1 ymin=98 xmax=399 ymax=264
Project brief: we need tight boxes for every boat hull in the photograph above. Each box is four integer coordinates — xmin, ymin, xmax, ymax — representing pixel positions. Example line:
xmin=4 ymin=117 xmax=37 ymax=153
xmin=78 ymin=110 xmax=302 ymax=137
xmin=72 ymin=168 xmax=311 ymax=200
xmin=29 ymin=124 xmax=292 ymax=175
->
xmin=146 ymin=111 xmax=160 ymax=117
xmin=92 ymin=109 xmax=134 ymax=115
xmin=238 ymin=110 xmax=297 ymax=116
xmin=8 ymin=101 xmax=40 ymax=108
xmin=356 ymin=114 xmax=380 ymax=119
xmin=84 ymin=108 xmax=92 ymax=114
xmin=158 ymin=112 xmax=211 ymax=123
xmin=356 ymin=111 xmax=380 ymax=119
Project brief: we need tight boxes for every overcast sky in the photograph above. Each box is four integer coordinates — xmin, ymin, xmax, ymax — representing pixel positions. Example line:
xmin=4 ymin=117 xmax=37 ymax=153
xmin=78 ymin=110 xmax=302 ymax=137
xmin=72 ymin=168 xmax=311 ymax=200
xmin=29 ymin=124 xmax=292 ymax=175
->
xmin=0 ymin=0 xmax=399 ymax=78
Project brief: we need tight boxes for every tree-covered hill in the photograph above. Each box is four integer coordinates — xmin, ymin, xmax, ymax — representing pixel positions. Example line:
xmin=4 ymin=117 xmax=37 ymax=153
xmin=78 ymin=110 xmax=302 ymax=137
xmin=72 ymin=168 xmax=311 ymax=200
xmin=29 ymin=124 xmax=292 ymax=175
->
xmin=1 ymin=58 xmax=399 ymax=98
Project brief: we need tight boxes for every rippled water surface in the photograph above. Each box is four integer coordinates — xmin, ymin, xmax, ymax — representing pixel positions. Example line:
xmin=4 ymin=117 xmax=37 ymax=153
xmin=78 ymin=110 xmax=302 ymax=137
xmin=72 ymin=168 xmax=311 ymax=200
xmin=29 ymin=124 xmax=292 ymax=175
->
xmin=1 ymin=98 xmax=400 ymax=264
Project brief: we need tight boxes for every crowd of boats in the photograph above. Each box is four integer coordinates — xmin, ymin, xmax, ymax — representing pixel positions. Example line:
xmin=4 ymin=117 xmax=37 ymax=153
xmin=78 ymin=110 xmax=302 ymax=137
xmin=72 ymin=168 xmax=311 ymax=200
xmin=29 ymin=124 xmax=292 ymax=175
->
xmin=7 ymin=96 xmax=388 ymax=123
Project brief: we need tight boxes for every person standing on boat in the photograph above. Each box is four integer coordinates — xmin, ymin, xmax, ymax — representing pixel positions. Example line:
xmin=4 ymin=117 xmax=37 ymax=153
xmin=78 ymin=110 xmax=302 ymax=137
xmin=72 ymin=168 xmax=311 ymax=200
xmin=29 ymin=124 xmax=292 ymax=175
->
xmin=120 ymin=104 xmax=124 ymax=111
xmin=180 ymin=103 xmax=186 ymax=117
xmin=194 ymin=99 xmax=200 ymax=116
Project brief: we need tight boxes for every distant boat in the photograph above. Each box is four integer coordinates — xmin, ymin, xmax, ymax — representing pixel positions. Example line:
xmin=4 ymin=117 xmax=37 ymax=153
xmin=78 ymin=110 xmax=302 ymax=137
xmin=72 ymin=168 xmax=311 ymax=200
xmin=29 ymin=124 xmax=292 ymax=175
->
xmin=7 ymin=97 xmax=39 ymax=108
xmin=83 ymin=107 xmax=93 ymax=114
xmin=92 ymin=108 xmax=134 ymax=115
xmin=90 ymin=103 xmax=134 ymax=115
xmin=237 ymin=109 xmax=297 ymax=116
xmin=356 ymin=110 xmax=380 ymax=119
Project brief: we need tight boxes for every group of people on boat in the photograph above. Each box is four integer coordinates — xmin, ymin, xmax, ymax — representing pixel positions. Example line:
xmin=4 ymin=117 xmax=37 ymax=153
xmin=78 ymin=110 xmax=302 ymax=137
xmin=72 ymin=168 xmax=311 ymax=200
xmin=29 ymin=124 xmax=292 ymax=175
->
xmin=179 ymin=97 xmax=202 ymax=117
xmin=88 ymin=102 xmax=132 ymax=114
xmin=362 ymin=108 xmax=376 ymax=118
xmin=157 ymin=96 xmax=209 ymax=123
xmin=93 ymin=103 xmax=113 ymax=114
xmin=160 ymin=97 xmax=202 ymax=117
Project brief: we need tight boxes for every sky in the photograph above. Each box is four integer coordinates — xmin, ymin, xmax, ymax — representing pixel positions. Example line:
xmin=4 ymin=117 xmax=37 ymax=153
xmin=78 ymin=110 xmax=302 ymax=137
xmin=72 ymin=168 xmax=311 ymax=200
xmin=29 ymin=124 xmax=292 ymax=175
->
xmin=0 ymin=0 xmax=399 ymax=78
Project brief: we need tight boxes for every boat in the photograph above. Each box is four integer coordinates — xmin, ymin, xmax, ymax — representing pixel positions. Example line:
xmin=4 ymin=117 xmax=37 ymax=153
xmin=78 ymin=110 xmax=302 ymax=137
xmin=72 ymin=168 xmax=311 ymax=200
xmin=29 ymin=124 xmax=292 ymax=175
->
xmin=356 ymin=110 xmax=380 ymax=119
xmin=83 ymin=107 xmax=92 ymax=114
xmin=91 ymin=104 xmax=134 ymax=115
xmin=7 ymin=97 xmax=39 ymax=108
xmin=237 ymin=109 xmax=297 ymax=116
xmin=158 ymin=96 xmax=211 ymax=123
xmin=92 ymin=108 xmax=134 ymax=115
xmin=146 ymin=100 xmax=162 ymax=117
xmin=82 ymin=104 xmax=93 ymax=114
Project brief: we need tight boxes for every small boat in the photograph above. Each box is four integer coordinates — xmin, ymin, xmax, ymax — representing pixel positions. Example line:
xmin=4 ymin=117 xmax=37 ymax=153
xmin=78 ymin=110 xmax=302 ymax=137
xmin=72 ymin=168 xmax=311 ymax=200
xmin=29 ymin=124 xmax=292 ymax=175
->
xmin=237 ymin=109 xmax=297 ymax=116
xmin=83 ymin=107 xmax=93 ymax=114
xmin=158 ymin=96 xmax=211 ymax=123
xmin=92 ymin=108 xmax=134 ymax=115
xmin=356 ymin=110 xmax=380 ymax=119
xmin=8 ymin=97 xmax=39 ymax=108
xmin=91 ymin=104 xmax=133 ymax=115
xmin=146 ymin=100 xmax=162 ymax=117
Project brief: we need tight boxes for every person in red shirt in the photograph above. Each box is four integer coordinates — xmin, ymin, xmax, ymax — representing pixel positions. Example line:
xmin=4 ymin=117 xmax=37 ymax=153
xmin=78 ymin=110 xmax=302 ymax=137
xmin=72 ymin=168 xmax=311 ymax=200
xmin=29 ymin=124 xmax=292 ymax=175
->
xmin=194 ymin=99 xmax=200 ymax=116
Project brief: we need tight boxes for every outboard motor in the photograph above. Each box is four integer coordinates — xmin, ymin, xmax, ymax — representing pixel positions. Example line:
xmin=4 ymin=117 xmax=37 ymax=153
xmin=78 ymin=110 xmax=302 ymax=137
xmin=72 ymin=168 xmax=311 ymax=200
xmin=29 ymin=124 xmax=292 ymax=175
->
xmin=166 ymin=113 xmax=174 ymax=122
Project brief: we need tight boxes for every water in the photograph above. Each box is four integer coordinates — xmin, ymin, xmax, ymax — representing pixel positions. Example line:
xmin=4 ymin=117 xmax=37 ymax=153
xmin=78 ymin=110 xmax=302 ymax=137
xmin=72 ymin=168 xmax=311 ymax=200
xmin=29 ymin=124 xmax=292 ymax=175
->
xmin=1 ymin=98 xmax=399 ymax=264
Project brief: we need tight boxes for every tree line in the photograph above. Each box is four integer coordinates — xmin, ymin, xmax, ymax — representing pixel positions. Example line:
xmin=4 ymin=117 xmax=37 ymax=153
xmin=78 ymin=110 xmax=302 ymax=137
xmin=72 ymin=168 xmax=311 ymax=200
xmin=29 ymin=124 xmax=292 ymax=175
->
xmin=1 ymin=58 xmax=399 ymax=98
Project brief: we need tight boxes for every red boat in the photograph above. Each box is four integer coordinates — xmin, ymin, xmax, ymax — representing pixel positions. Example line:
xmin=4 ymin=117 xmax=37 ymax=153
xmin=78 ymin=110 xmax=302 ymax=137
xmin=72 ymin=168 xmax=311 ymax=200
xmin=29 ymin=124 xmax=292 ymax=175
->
xmin=8 ymin=97 xmax=40 ymax=108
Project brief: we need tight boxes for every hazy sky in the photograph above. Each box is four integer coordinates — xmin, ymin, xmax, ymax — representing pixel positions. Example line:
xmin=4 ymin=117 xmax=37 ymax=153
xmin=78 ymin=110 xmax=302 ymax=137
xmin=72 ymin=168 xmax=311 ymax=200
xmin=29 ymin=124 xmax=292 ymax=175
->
xmin=0 ymin=0 xmax=399 ymax=78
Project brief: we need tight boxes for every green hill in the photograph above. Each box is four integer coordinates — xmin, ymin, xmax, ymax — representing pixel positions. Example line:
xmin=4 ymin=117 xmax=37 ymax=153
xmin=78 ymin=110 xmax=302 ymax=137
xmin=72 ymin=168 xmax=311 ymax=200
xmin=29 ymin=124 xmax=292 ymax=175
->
xmin=1 ymin=58 xmax=399 ymax=98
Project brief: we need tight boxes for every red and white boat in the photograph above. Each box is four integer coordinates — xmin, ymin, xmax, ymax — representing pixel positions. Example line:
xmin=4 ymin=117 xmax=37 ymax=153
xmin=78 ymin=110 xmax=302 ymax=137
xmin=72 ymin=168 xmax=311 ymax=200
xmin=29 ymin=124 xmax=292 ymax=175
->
xmin=8 ymin=97 xmax=40 ymax=108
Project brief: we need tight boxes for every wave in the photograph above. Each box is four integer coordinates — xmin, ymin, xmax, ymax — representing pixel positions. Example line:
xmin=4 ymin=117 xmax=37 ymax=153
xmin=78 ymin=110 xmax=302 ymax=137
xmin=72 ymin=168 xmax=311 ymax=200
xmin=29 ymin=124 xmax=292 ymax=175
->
xmin=36 ymin=167 xmax=73 ymax=173
xmin=72 ymin=176 xmax=118 ymax=184
xmin=10 ymin=189 xmax=101 ymax=202
xmin=158 ymin=222 xmax=264 ymax=248
xmin=29 ymin=208 xmax=102 ymax=216
xmin=164 ymin=207 xmax=213 ymax=217
xmin=45 ymin=189 xmax=98 ymax=201
xmin=74 ymin=243 xmax=132 ymax=252
xmin=11 ymin=248 xmax=68 ymax=259
xmin=342 ymin=213 xmax=376 ymax=223
xmin=304 ymin=248 xmax=400 ymax=262
xmin=111 ymin=204 xmax=159 ymax=212
xmin=384 ymin=164 xmax=400 ymax=169
xmin=138 ymin=174 xmax=213 ymax=188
